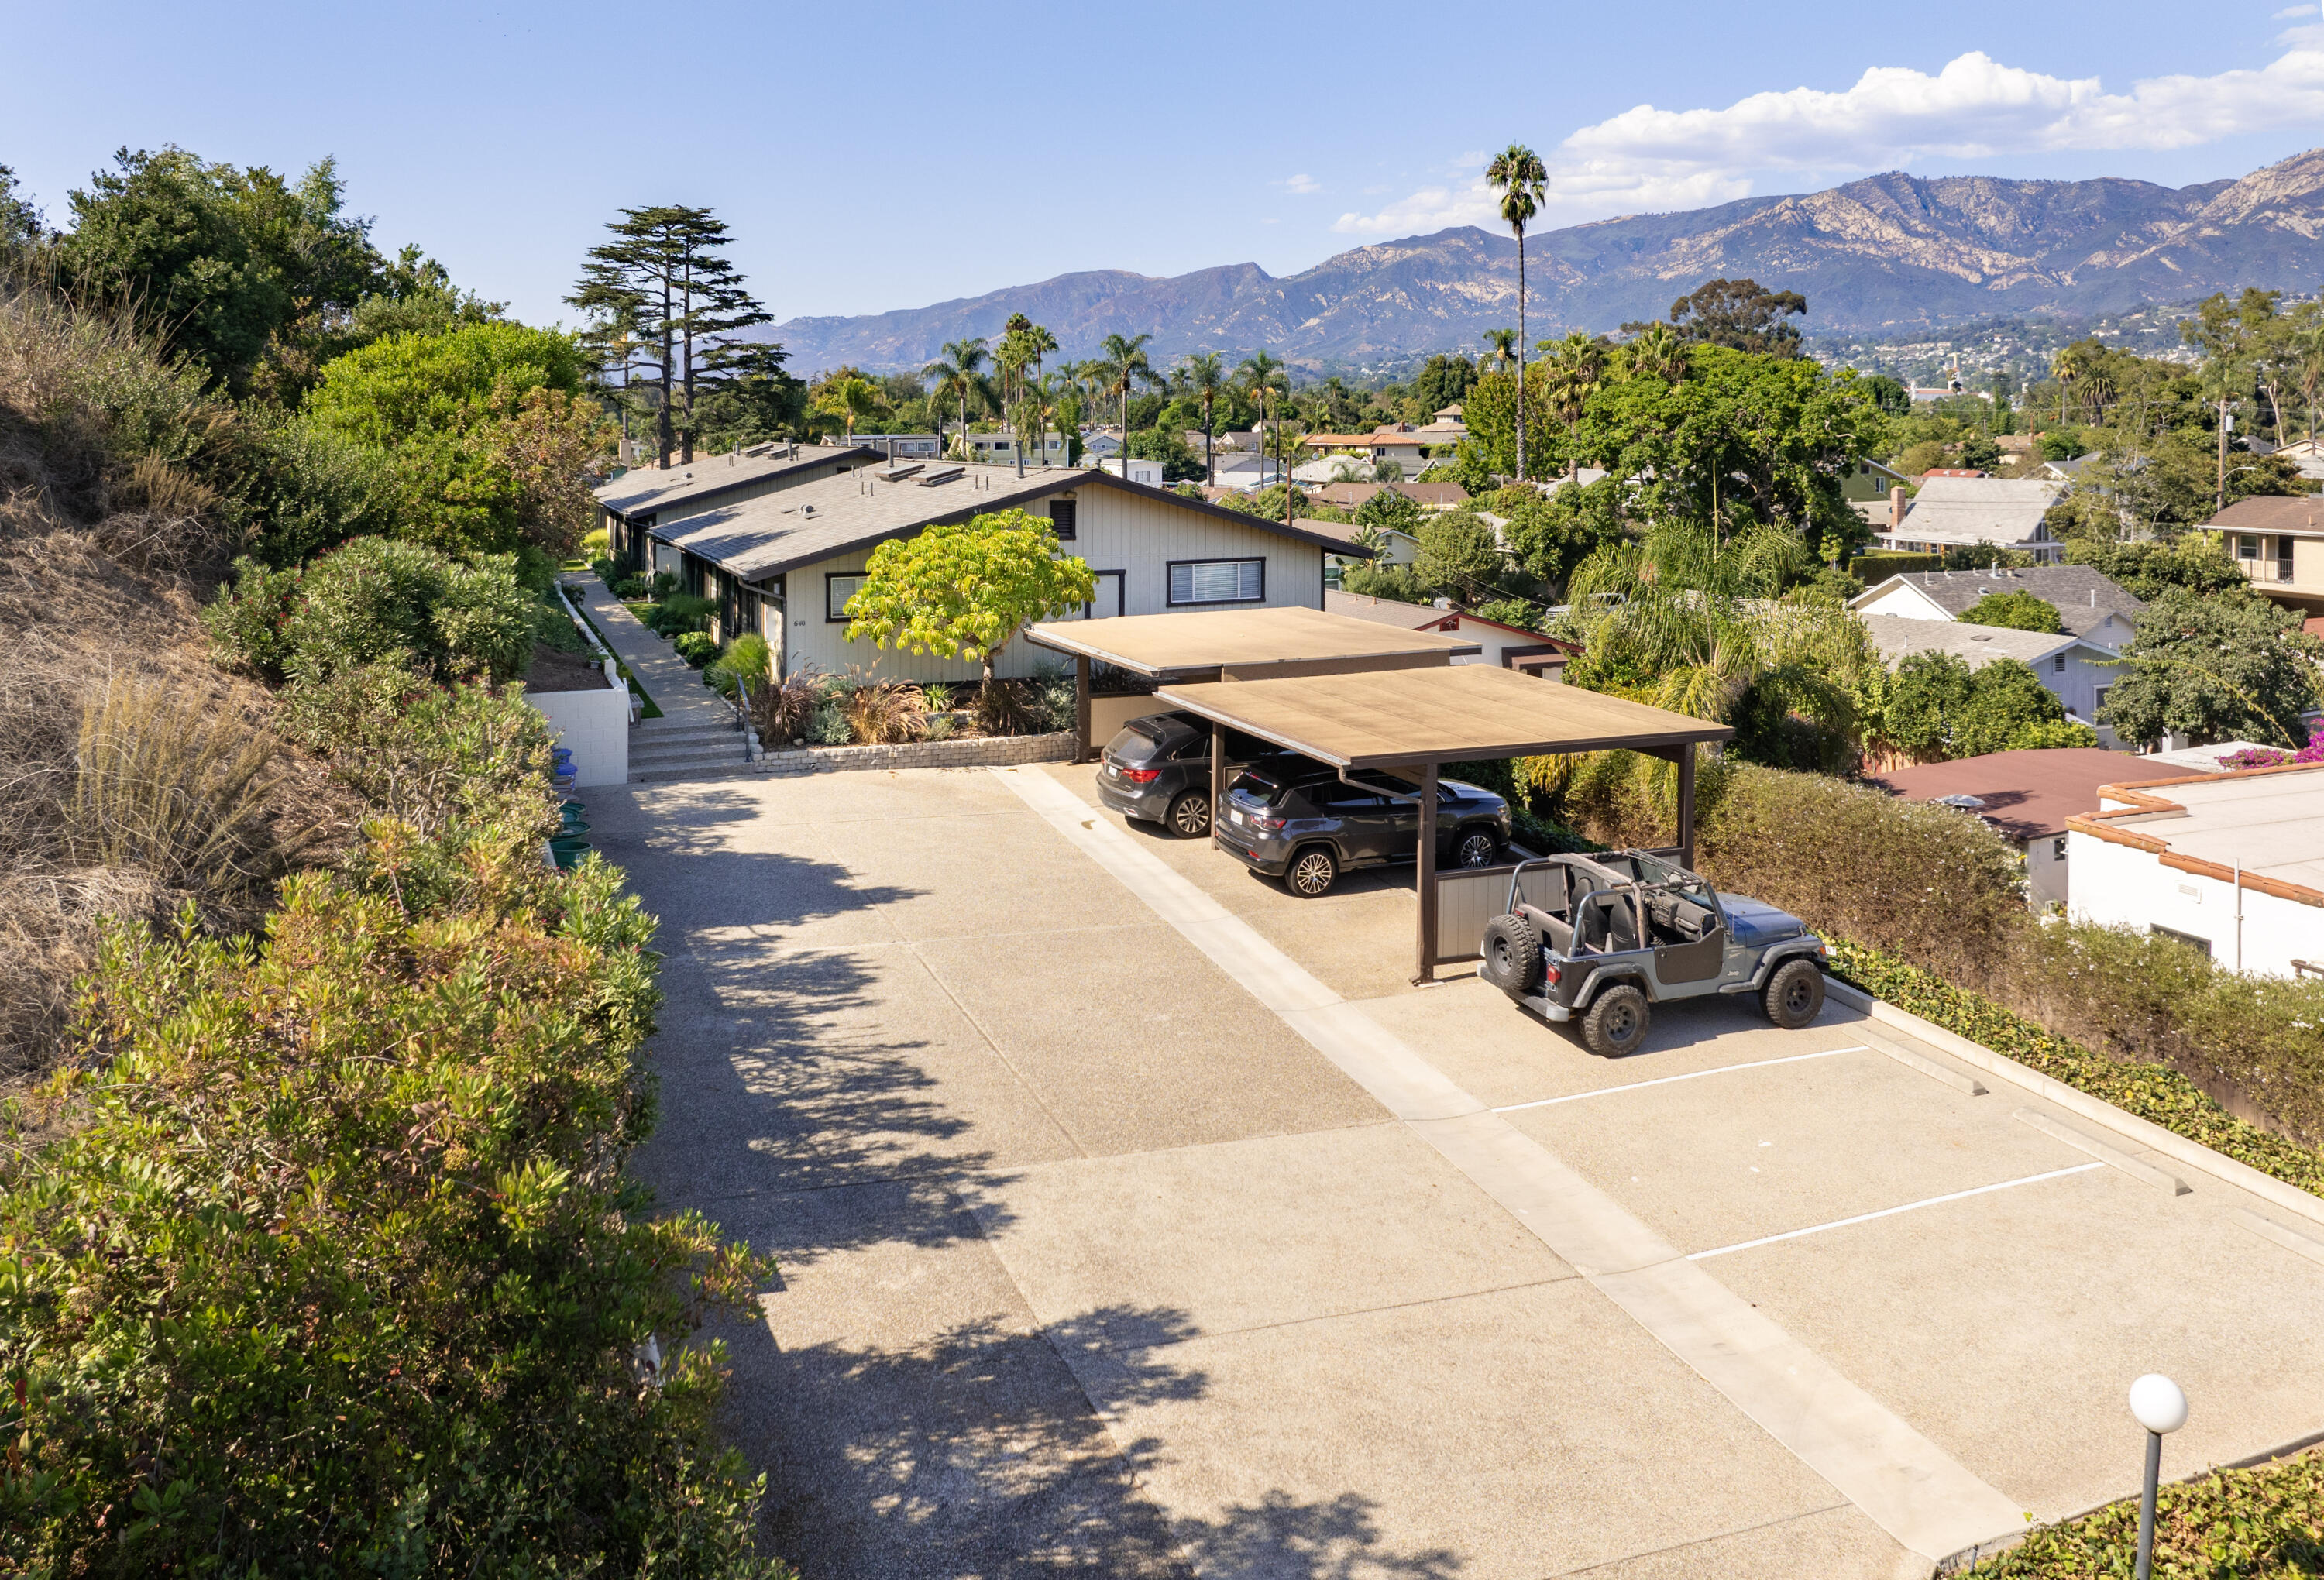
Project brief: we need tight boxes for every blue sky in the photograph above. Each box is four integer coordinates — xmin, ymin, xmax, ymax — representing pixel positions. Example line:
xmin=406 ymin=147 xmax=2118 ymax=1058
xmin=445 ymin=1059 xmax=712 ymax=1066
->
xmin=5 ymin=1 xmax=2320 ymax=331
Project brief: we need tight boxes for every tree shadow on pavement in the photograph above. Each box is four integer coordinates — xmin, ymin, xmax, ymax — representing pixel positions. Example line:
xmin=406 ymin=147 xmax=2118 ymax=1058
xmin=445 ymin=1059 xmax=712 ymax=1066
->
xmin=728 ymin=1304 xmax=1463 ymax=1580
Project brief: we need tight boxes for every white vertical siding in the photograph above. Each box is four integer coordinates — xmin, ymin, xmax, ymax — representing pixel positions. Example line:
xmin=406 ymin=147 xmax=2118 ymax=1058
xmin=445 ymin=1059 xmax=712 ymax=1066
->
xmin=775 ymin=485 xmax=1325 ymax=682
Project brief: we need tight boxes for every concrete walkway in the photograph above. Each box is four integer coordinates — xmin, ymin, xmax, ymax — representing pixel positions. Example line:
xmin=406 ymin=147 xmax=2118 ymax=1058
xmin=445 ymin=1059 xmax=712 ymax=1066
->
xmin=591 ymin=764 xmax=2324 ymax=1580
xmin=571 ymin=577 xmax=751 ymax=779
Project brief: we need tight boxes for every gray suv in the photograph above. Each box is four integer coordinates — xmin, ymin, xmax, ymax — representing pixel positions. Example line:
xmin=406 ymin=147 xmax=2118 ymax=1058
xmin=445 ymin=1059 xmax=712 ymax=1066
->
xmin=1097 ymin=711 xmax=1286 ymax=836
xmin=1216 ymin=761 xmax=1510 ymax=898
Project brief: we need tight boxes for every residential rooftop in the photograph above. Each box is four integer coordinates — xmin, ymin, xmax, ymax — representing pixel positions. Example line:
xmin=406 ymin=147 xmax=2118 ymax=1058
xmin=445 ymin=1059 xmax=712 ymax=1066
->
xmin=1867 ymin=747 xmax=2214 ymax=843
xmin=2082 ymin=764 xmax=2324 ymax=896
xmin=1854 ymin=562 xmax=2142 ymax=645
xmin=593 ymin=441 xmax=874 ymax=519
xmin=2210 ymin=495 xmax=2324 ymax=534
xmin=1893 ymin=475 xmax=2064 ymax=546
xmin=1858 ymin=613 xmax=2088 ymax=669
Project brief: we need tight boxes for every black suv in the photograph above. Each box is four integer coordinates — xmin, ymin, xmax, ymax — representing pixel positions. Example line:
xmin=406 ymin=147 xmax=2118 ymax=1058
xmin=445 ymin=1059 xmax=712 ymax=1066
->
xmin=1096 ymin=711 xmax=1284 ymax=837
xmin=1216 ymin=761 xmax=1511 ymax=897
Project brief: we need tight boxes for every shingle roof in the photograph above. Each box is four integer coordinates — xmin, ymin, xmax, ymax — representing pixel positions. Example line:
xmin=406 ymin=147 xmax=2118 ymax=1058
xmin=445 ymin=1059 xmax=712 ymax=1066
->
xmin=1858 ymin=613 xmax=2082 ymax=669
xmin=593 ymin=442 xmax=875 ymax=518
xmin=2210 ymin=495 xmax=2324 ymax=534
xmin=648 ymin=464 xmax=1364 ymax=582
xmin=1893 ymin=476 xmax=2064 ymax=546
xmin=1855 ymin=563 xmax=2142 ymax=644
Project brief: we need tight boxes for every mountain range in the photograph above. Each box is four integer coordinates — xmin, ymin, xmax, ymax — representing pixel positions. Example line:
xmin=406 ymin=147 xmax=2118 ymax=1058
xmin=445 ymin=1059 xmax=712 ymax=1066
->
xmin=767 ymin=148 xmax=2324 ymax=374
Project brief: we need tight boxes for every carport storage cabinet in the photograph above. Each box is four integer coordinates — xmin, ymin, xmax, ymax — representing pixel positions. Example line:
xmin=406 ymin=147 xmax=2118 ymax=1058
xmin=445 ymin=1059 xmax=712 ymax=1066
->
xmin=773 ymin=487 xmax=1329 ymax=684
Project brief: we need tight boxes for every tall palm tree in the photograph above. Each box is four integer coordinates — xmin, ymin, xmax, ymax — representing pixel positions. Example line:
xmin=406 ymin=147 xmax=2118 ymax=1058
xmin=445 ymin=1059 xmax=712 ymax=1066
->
xmin=1237 ymin=349 xmax=1291 ymax=489
xmin=814 ymin=375 xmax=885 ymax=444
xmin=1098 ymin=332 xmax=1161 ymax=476
xmin=1179 ymin=351 xmax=1228 ymax=484
xmin=1482 ymin=328 xmax=1518 ymax=378
xmin=2050 ymin=347 xmax=2083 ymax=425
xmin=924 ymin=338 xmax=992 ymax=453
xmin=1485 ymin=145 xmax=1549 ymax=482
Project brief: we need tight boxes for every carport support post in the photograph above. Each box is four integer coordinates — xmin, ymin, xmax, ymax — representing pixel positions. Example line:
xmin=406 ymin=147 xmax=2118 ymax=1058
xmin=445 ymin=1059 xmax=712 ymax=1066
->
xmin=1074 ymin=654 xmax=1092 ymax=762
xmin=1415 ymin=762 xmax=1439 ymax=985
xmin=1209 ymin=722 xmax=1224 ymax=851
xmin=1677 ymin=742 xmax=1697 ymax=871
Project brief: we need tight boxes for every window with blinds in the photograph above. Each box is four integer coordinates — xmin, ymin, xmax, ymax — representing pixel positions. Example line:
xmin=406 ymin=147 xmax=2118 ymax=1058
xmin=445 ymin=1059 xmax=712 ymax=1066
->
xmin=1168 ymin=558 xmax=1264 ymax=605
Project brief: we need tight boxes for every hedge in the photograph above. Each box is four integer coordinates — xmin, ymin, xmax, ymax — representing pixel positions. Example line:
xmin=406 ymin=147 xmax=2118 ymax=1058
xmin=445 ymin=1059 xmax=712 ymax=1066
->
xmin=1968 ymin=1444 xmax=2324 ymax=1577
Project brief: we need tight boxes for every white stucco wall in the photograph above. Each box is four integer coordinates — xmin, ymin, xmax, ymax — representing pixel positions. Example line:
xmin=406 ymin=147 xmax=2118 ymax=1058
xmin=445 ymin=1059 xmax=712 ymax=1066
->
xmin=774 ymin=486 xmax=1327 ymax=682
xmin=2067 ymin=829 xmax=2324 ymax=975
xmin=528 ymin=684 xmax=630 ymax=788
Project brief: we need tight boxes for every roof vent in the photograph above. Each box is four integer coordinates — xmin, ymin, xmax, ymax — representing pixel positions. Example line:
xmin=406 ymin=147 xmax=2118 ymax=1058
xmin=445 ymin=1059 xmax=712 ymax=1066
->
xmin=1934 ymin=794 xmax=1988 ymax=812
xmin=878 ymin=462 xmax=925 ymax=482
xmin=916 ymin=465 xmax=967 ymax=487
xmin=802 ymin=503 xmax=815 ymax=517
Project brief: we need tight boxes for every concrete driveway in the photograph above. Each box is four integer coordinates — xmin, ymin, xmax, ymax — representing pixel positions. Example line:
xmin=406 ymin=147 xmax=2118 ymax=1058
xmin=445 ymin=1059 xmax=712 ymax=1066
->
xmin=585 ymin=762 xmax=2324 ymax=1580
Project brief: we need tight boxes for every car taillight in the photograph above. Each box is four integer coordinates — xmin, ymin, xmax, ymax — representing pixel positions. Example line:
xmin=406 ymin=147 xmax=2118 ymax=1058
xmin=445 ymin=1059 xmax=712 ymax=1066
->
xmin=1117 ymin=767 xmax=1160 ymax=784
xmin=1254 ymin=812 xmax=1285 ymax=829
xmin=1543 ymin=964 xmax=1562 ymax=985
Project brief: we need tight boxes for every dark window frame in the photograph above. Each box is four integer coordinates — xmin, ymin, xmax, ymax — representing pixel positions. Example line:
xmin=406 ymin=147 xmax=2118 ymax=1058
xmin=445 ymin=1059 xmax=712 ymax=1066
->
xmin=1084 ymin=568 xmax=1126 ymax=619
xmin=1048 ymin=498 xmax=1078 ymax=540
xmin=826 ymin=570 xmax=868 ymax=623
xmin=1167 ymin=556 xmax=1267 ymax=607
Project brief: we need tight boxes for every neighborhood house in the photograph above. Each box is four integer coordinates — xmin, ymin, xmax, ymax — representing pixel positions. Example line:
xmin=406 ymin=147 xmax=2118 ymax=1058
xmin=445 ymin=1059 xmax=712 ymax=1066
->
xmin=595 ymin=460 xmax=1360 ymax=683
xmin=1873 ymin=475 xmax=2067 ymax=562
xmin=1858 ymin=613 xmax=2128 ymax=746
xmin=1851 ymin=564 xmax=2141 ymax=653
xmin=1325 ymin=589 xmax=1578 ymax=677
xmin=2210 ymin=494 xmax=2324 ymax=616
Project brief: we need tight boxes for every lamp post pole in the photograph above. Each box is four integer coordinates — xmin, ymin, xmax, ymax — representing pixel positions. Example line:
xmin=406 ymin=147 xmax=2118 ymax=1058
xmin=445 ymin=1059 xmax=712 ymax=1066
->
xmin=2128 ymin=1373 xmax=2188 ymax=1580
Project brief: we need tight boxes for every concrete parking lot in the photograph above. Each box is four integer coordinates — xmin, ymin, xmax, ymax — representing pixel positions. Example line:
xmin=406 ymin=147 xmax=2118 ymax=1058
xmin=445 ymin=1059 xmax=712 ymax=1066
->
xmin=584 ymin=761 xmax=2324 ymax=1580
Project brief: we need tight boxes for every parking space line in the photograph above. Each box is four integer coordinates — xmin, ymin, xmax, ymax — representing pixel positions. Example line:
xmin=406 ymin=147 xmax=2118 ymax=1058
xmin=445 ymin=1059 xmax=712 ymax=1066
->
xmin=1687 ymin=1163 xmax=2106 ymax=1262
xmin=1492 ymin=1047 xmax=1866 ymax=1112
xmin=995 ymin=766 xmax=2027 ymax=1563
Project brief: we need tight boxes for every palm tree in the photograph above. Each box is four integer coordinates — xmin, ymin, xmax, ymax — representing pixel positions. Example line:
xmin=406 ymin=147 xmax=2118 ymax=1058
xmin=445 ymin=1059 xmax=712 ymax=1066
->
xmin=1485 ymin=145 xmax=1549 ymax=482
xmin=1482 ymin=328 xmax=1518 ymax=378
xmin=1098 ymin=332 xmax=1162 ymax=476
xmin=1540 ymin=332 xmax=1605 ymax=480
xmin=923 ymin=338 xmax=991 ymax=456
xmin=1237 ymin=349 xmax=1291 ymax=488
xmin=814 ymin=375 xmax=885 ymax=444
xmin=1623 ymin=322 xmax=1688 ymax=384
xmin=2050 ymin=347 xmax=2082 ymax=425
xmin=1179 ymin=351 xmax=1228 ymax=484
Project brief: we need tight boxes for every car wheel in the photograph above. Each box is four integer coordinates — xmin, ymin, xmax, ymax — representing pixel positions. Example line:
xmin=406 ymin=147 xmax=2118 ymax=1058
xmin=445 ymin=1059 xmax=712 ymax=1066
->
xmin=1166 ymin=790 xmax=1211 ymax=837
xmin=1455 ymin=828 xmax=1500 ymax=868
xmin=1762 ymin=957 xmax=1826 ymax=1029
xmin=1285 ymin=846 xmax=1338 ymax=898
xmin=1478 ymin=912 xmax=1542 ymax=994
xmin=1581 ymin=983 xmax=1651 ymax=1057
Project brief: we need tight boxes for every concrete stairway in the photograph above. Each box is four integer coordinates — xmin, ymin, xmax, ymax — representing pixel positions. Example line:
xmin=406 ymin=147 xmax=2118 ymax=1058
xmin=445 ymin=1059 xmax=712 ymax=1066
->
xmin=629 ymin=716 xmax=755 ymax=782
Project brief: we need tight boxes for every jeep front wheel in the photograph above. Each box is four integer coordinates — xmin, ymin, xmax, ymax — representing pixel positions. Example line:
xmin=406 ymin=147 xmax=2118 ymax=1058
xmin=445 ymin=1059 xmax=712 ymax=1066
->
xmin=1581 ymin=984 xmax=1651 ymax=1057
xmin=1762 ymin=957 xmax=1826 ymax=1029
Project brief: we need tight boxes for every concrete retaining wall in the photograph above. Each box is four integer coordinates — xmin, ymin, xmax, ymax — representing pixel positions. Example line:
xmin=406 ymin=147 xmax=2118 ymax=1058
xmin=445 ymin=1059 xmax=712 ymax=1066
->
xmin=528 ymin=683 xmax=630 ymax=787
xmin=757 ymin=730 xmax=1076 ymax=777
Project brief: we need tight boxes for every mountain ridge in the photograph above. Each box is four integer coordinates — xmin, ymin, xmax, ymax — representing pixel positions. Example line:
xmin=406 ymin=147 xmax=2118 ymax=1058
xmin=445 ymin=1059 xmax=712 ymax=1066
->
xmin=768 ymin=148 xmax=2324 ymax=373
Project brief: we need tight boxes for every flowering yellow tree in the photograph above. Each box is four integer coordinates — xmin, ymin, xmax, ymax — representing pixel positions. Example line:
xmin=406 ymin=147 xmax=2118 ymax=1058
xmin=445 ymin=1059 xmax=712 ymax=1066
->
xmin=844 ymin=508 xmax=1097 ymax=684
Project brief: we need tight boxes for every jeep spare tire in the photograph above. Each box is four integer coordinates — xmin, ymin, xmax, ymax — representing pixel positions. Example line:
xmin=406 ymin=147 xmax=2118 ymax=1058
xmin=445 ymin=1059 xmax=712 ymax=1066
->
xmin=1478 ymin=912 xmax=1542 ymax=994
xmin=1762 ymin=957 xmax=1825 ymax=1029
xmin=1581 ymin=983 xmax=1651 ymax=1057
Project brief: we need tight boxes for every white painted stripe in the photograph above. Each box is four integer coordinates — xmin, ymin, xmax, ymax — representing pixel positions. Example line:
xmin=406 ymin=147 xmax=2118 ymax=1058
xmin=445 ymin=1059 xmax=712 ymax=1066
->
xmin=1687 ymin=1163 xmax=2106 ymax=1262
xmin=992 ymin=766 xmax=2027 ymax=1563
xmin=1493 ymin=1047 xmax=1865 ymax=1112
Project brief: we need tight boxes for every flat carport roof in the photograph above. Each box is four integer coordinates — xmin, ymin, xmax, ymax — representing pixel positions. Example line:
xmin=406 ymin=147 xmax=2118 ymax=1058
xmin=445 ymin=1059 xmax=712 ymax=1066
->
xmin=1026 ymin=606 xmax=1480 ymax=679
xmin=1154 ymin=663 xmax=1734 ymax=984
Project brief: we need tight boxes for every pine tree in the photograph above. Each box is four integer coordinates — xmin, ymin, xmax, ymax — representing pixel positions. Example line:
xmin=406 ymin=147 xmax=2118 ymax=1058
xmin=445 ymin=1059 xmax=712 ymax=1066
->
xmin=568 ymin=206 xmax=771 ymax=467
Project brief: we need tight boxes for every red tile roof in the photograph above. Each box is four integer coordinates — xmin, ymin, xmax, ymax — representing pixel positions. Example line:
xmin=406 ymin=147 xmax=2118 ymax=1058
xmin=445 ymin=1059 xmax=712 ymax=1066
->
xmin=1864 ymin=747 xmax=2214 ymax=842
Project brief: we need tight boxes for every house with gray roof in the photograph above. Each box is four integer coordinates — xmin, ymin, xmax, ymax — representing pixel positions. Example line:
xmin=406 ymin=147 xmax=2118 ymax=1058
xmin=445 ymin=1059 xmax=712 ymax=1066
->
xmin=1858 ymin=613 xmax=2130 ymax=746
xmin=594 ymin=441 xmax=879 ymax=576
xmin=1850 ymin=563 xmax=2143 ymax=652
xmin=637 ymin=462 xmax=1372 ymax=683
xmin=1875 ymin=476 xmax=2067 ymax=562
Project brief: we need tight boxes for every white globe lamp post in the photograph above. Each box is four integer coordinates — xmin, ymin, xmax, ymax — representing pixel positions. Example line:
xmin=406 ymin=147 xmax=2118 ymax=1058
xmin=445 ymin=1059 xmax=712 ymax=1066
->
xmin=2127 ymin=1374 xmax=2188 ymax=1580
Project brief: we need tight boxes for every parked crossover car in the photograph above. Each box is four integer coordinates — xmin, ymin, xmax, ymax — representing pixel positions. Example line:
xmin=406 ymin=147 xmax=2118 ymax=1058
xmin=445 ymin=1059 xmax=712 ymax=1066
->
xmin=1096 ymin=711 xmax=1285 ymax=836
xmin=1215 ymin=760 xmax=1511 ymax=897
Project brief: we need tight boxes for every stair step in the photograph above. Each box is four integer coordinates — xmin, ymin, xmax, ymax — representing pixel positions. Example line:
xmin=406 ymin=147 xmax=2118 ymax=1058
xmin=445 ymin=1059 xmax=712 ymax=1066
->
xmin=635 ymin=726 xmax=742 ymax=744
xmin=631 ymin=747 xmax=748 ymax=766
xmin=629 ymin=760 xmax=763 ymax=783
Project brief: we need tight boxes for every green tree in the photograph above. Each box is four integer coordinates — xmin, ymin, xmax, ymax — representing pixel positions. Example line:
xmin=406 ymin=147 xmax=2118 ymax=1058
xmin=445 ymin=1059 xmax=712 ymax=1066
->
xmin=1648 ymin=277 xmax=1809 ymax=357
xmin=1097 ymin=333 xmax=1164 ymax=470
xmin=304 ymin=321 xmax=588 ymax=447
xmin=1481 ymin=328 xmax=1519 ymax=380
xmin=2102 ymin=587 xmax=2324 ymax=748
xmin=1862 ymin=652 xmax=2090 ymax=762
xmin=1954 ymin=659 xmax=2084 ymax=756
xmin=813 ymin=374 xmax=885 ymax=444
xmin=0 ymin=163 xmax=42 ymax=256
xmin=1179 ymin=351 xmax=1229 ymax=483
xmin=568 ymin=205 xmax=769 ymax=468
xmin=923 ymin=337 xmax=993 ymax=454
xmin=843 ymin=509 xmax=1098 ymax=685
xmin=1237 ymin=349 xmax=1292 ymax=488
xmin=1353 ymin=487 xmax=1425 ymax=537
xmin=1497 ymin=477 xmax=1628 ymax=598
xmin=1415 ymin=511 xmax=1504 ymax=602
xmin=2065 ymin=538 xmax=2247 ymax=600
xmin=1484 ymin=146 xmax=1547 ymax=480
xmin=1538 ymin=331 xmax=1606 ymax=479
xmin=1412 ymin=352 xmax=1478 ymax=414
xmin=1960 ymin=590 xmax=2064 ymax=634
xmin=55 ymin=148 xmax=390 ymax=394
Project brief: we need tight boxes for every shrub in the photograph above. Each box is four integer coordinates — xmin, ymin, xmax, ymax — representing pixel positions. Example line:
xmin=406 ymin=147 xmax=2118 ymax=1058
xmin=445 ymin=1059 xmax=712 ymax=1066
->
xmin=971 ymin=678 xmax=1037 ymax=737
xmin=614 ymin=574 xmax=649 ymax=598
xmin=0 ymin=845 xmax=782 ymax=1577
xmin=278 ymin=664 xmax=556 ymax=835
xmin=673 ymin=630 xmax=718 ymax=668
xmin=648 ymin=571 xmax=678 ymax=599
xmin=1960 ymin=589 xmax=2063 ymax=634
xmin=1027 ymin=667 xmax=1077 ymax=733
xmin=583 ymin=526 xmax=609 ymax=557
xmin=749 ymin=664 xmax=823 ymax=746
xmin=589 ymin=555 xmax=619 ymax=584
xmin=807 ymin=699 xmax=854 ymax=745
xmin=842 ymin=675 xmax=924 ymax=744
xmin=643 ymin=593 xmax=715 ymax=636
xmin=205 ymin=539 xmax=535 ymax=686
xmin=199 ymin=558 xmax=303 ymax=680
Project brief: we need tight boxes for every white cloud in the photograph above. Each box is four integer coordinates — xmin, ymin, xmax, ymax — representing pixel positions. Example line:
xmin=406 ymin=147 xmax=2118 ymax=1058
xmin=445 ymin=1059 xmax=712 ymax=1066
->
xmin=1332 ymin=39 xmax=2324 ymax=237
xmin=2275 ymin=5 xmax=2315 ymax=17
xmin=1281 ymin=172 xmax=1322 ymax=194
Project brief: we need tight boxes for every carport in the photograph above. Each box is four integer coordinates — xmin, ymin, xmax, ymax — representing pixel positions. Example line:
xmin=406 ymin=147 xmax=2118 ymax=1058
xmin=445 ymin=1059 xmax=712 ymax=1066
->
xmin=1024 ymin=606 xmax=1480 ymax=762
xmin=1153 ymin=663 xmax=1734 ymax=984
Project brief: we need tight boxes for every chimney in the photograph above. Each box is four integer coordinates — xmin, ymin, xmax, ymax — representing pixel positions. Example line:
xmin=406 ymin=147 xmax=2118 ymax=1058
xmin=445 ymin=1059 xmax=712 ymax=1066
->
xmin=1889 ymin=486 xmax=1906 ymax=531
